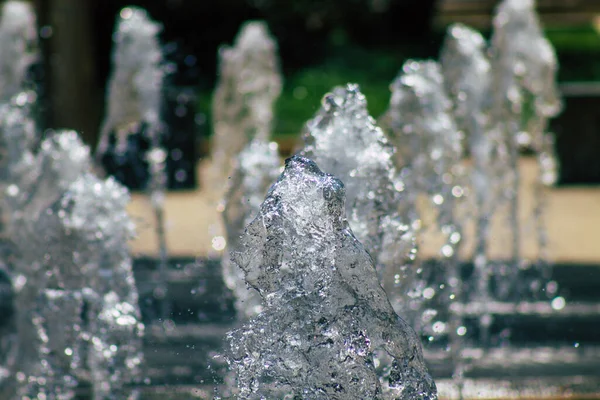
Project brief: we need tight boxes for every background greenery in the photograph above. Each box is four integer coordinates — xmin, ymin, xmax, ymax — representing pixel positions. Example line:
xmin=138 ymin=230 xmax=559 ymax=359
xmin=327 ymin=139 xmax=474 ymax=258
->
xmin=86 ymin=0 xmax=600 ymax=185
xmin=196 ymin=25 xmax=600 ymax=138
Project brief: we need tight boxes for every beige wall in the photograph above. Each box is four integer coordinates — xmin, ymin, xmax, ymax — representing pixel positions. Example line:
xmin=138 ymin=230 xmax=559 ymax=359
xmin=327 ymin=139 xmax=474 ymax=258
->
xmin=128 ymin=157 xmax=600 ymax=264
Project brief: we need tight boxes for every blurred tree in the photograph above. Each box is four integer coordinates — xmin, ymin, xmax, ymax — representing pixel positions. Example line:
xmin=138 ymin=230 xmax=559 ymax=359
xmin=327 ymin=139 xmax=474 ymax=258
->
xmin=34 ymin=0 xmax=100 ymax=146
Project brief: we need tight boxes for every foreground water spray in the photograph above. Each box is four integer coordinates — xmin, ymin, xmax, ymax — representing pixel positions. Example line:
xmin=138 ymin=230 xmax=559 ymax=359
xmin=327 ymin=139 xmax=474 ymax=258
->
xmin=226 ymin=156 xmax=437 ymax=399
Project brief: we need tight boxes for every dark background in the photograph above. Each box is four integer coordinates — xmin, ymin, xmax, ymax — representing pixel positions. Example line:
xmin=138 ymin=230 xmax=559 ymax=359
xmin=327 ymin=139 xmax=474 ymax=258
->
xmin=29 ymin=0 xmax=600 ymax=186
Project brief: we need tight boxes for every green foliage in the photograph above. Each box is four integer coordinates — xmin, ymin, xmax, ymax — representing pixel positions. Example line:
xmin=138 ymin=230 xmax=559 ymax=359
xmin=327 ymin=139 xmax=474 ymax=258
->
xmin=197 ymin=25 xmax=600 ymax=139
xmin=272 ymin=42 xmax=417 ymax=136
xmin=274 ymin=65 xmax=393 ymax=137
xmin=544 ymin=26 xmax=600 ymax=82
xmin=198 ymin=44 xmax=407 ymax=138
xmin=545 ymin=26 xmax=600 ymax=52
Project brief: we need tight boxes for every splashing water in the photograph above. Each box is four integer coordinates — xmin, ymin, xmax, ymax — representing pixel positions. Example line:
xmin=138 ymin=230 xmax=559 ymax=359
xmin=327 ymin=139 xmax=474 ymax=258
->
xmin=489 ymin=0 xmax=562 ymax=300
xmin=221 ymin=139 xmax=281 ymax=319
xmin=3 ymin=133 xmax=88 ymax=398
xmin=226 ymin=156 xmax=437 ymax=399
xmin=212 ymin=21 xmax=283 ymax=317
xmin=440 ymin=23 xmax=507 ymax=349
xmin=431 ymin=2 xmax=563 ymax=392
xmin=382 ymin=61 xmax=465 ymax=341
xmin=437 ymin=0 xmax=563 ymax=353
xmin=0 ymin=104 xmax=37 ymax=238
xmin=0 ymin=0 xmax=39 ymax=262
xmin=22 ymin=289 xmax=84 ymax=399
xmin=0 ymin=2 xmax=568 ymax=397
xmin=58 ymin=174 xmax=144 ymax=400
xmin=300 ymin=83 xmax=417 ymax=315
xmin=97 ymin=6 xmax=164 ymax=157
xmin=1 ymin=131 xmax=144 ymax=399
xmin=0 ymin=98 xmax=40 ymax=391
xmin=440 ymin=22 xmax=498 ymax=389
xmin=98 ymin=6 xmax=170 ymax=320
xmin=210 ymin=21 xmax=282 ymax=195
xmin=0 ymin=1 xmax=38 ymax=103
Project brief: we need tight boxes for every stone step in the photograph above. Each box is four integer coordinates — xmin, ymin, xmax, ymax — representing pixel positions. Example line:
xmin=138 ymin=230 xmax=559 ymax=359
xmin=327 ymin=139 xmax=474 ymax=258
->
xmin=2 ymin=257 xmax=599 ymax=398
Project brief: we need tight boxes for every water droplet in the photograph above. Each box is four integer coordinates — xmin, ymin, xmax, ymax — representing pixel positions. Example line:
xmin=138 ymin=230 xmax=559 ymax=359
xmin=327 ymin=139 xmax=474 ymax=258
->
xmin=423 ymin=287 xmax=435 ymax=299
xmin=441 ymin=245 xmax=454 ymax=258
xmin=551 ymin=296 xmax=566 ymax=311
xmin=120 ymin=7 xmax=133 ymax=20
xmin=211 ymin=236 xmax=226 ymax=251
xmin=40 ymin=25 xmax=53 ymax=38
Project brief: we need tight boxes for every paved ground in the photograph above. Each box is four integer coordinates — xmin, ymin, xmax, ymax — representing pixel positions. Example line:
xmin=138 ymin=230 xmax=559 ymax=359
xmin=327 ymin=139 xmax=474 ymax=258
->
xmin=127 ymin=157 xmax=600 ymax=264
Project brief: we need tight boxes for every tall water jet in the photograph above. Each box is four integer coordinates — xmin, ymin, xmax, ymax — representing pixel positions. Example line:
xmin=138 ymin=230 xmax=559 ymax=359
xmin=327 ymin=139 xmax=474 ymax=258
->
xmin=300 ymin=84 xmax=417 ymax=313
xmin=2 ymin=131 xmax=143 ymax=399
xmin=60 ymin=174 xmax=144 ymax=400
xmin=0 ymin=96 xmax=39 ymax=389
xmin=226 ymin=155 xmax=437 ymax=399
xmin=5 ymin=132 xmax=91 ymax=399
xmin=97 ymin=6 xmax=170 ymax=320
xmin=221 ymin=139 xmax=281 ymax=319
xmin=0 ymin=0 xmax=39 ymax=261
xmin=440 ymin=22 xmax=495 ymax=389
xmin=489 ymin=0 xmax=562 ymax=301
xmin=440 ymin=23 xmax=506 ymax=349
xmin=0 ymin=104 xmax=37 ymax=237
xmin=0 ymin=0 xmax=39 ymax=103
xmin=213 ymin=20 xmax=283 ymax=314
xmin=210 ymin=21 xmax=282 ymax=197
xmin=434 ymin=2 xmax=563 ymax=394
xmin=383 ymin=61 xmax=465 ymax=341
xmin=0 ymin=265 xmax=12 ymax=385
xmin=436 ymin=0 xmax=563 ymax=352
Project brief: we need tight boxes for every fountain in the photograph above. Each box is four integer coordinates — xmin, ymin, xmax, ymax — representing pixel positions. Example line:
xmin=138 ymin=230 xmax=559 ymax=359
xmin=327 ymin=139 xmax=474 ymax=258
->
xmin=0 ymin=0 xmax=41 ymax=389
xmin=0 ymin=4 xmax=145 ymax=398
xmin=0 ymin=0 xmax=39 ymax=257
xmin=209 ymin=20 xmax=282 ymax=199
xmin=97 ymin=6 xmax=170 ymax=321
xmin=216 ymin=20 xmax=283 ymax=319
xmin=1 ymin=129 xmax=144 ymax=399
xmin=486 ymin=0 xmax=562 ymax=301
xmin=379 ymin=60 xmax=467 ymax=391
xmin=0 ymin=0 xmax=38 ymax=104
xmin=225 ymin=156 xmax=437 ymax=399
xmin=0 ymin=0 xmax=597 ymax=398
xmin=435 ymin=0 xmax=563 ymax=351
xmin=299 ymin=84 xmax=417 ymax=313
xmin=221 ymin=139 xmax=281 ymax=319
xmin=382 ymin=60 xmax=465 ymax=342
